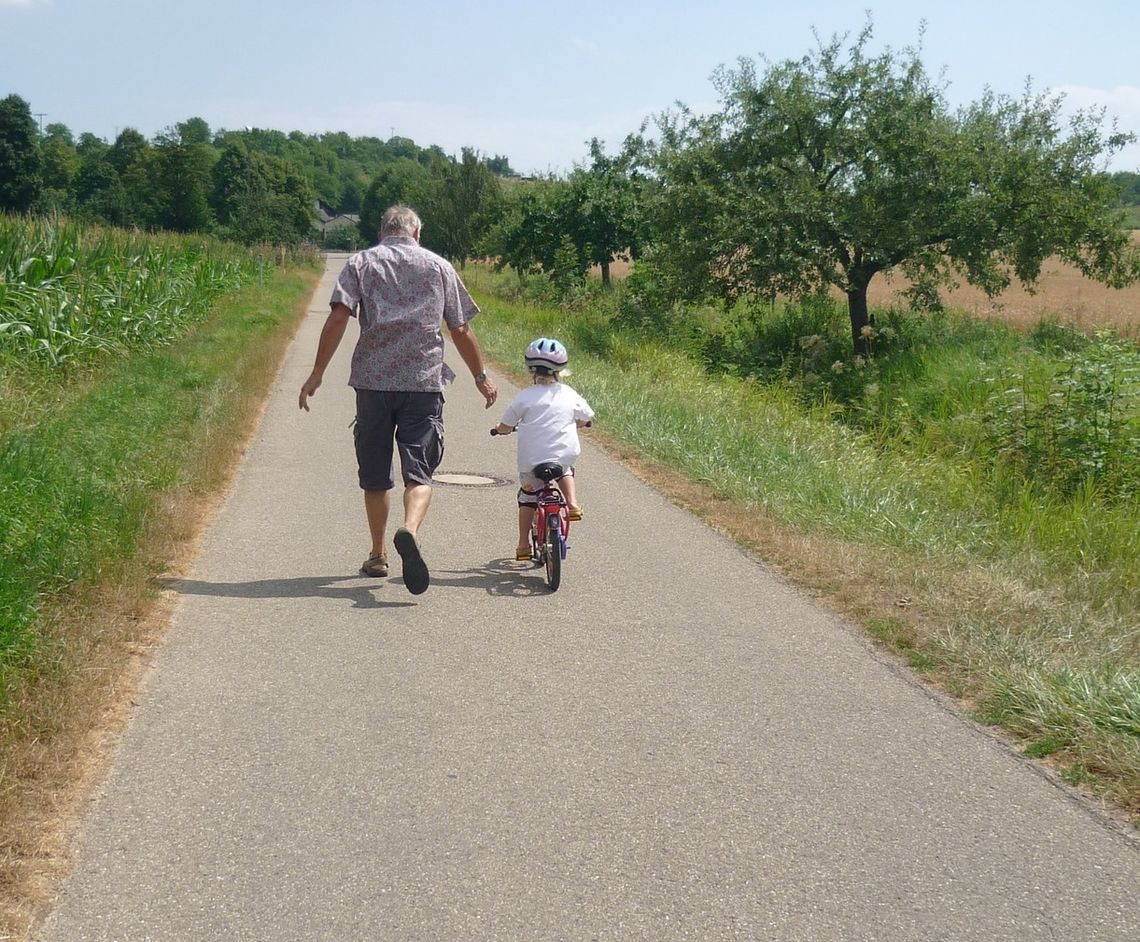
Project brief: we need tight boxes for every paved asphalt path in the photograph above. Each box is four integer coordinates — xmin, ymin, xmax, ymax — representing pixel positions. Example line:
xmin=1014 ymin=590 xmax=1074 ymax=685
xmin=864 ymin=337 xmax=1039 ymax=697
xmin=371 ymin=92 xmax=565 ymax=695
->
xmin=38 ymin=257 xmax=1138 ymax=941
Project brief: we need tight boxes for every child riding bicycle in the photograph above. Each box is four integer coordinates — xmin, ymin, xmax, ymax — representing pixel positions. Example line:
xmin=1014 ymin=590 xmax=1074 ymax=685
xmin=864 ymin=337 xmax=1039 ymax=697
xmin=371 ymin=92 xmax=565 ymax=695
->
xmin=493 ymin=338 xmax=594 ymax=560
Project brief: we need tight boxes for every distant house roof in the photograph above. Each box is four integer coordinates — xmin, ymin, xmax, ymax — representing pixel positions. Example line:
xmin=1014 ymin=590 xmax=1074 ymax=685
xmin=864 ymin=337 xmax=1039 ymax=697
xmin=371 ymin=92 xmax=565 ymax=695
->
xmin=313 ymin=200 xmax=360 ymax=232
xmin=320 ymin=214 xmax=360 ymax=233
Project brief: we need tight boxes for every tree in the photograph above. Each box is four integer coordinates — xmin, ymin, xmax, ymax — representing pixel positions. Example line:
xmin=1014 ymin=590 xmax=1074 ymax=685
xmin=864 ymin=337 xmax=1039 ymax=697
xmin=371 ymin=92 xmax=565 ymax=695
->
xmin=358 ymin=158 xmax=431 ymax=242
xmin=212 ymin=142 xmax=315 ymax=244
xmin=39 ymin=123 xmax=79 ymax=211
xmin=1108 ymin=171 xmax=1140 ymax=205
xmin=483 ymin=153 xmax=516 ymax=176
xmin=339 ymin=174 xmax=363 ymax=214
xmin=76 ymin=132 xmax=109 ymax=159
xmin=70 ymin=132 xmax=123 ymax=223
xmin=108 ymin=128 xmax=149 ymax=175
xmin=653 ymin=22 xmax=1140 ymax=352
xmin=0 ymin=94 xmax=41 ymax=212
xmin=154 ymin=129 xmax=216 ymax=232
xmin=72 ymin=146 xmax=123 ymax=224
xmin=417 ymin=148 xmax=502 ymax=266
xmin=176 ymin=116 xmax=211 ymax=146
xmin=567 ymin=137 xmax=647 ymax=285
xmin=484 ymin=178 xmax=571 ymax=279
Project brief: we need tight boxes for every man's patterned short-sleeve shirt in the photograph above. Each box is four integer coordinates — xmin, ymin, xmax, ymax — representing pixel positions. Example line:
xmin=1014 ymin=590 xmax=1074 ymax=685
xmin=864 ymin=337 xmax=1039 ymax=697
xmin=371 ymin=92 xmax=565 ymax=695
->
xmin=329 ymin=236 xmax=479 ymax=391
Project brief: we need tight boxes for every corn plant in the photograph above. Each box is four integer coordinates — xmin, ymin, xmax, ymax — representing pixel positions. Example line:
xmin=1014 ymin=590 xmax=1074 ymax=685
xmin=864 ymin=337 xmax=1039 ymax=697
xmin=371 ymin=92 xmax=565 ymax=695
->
xmin=0 ymin=214 xmax=259 ymax=367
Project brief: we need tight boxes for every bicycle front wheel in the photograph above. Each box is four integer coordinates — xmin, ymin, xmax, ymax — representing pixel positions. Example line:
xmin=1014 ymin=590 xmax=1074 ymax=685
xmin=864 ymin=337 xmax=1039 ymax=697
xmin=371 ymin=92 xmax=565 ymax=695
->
xmin=544 ymin=513 xmax=561 ymax=591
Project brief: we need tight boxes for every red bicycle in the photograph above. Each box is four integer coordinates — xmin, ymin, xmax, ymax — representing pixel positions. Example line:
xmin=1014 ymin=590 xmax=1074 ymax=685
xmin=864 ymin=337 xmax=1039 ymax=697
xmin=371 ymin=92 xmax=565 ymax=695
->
xmin=490 ymin=430 xmax=577 ymax=591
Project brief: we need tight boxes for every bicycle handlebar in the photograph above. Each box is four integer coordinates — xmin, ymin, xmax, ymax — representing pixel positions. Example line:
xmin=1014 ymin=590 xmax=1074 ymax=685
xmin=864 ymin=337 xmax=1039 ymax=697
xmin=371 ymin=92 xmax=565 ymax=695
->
xmin=492 ymin=421 xmax=590 ymax=436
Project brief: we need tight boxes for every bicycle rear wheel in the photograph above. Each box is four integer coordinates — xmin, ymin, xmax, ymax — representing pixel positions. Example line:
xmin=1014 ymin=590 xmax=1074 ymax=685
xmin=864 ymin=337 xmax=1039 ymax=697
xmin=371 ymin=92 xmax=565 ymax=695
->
xmin=544 ymin=513 xmax=561 ymax=591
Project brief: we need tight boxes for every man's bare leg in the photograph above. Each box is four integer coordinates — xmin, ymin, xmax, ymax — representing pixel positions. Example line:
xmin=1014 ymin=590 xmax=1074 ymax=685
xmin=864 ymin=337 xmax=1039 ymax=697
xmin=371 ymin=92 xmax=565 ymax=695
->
xmin=394 ymin=483 xmax=432 ymax=594
xmin=364 ymin=489 xmax=392 ymax=558
xmin=402 ymin=483 xmax=432 ymax=533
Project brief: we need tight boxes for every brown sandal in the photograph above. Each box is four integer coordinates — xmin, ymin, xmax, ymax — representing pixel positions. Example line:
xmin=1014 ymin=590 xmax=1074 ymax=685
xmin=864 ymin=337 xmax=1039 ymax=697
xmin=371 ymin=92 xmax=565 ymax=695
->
xmin=360 ymin=553 xmax=389 ymax=577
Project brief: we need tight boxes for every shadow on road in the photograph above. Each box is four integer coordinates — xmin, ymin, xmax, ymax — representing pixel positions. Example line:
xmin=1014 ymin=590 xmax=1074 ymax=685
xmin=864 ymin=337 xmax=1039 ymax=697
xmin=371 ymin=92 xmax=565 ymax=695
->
xmin=156 ymin=575 xmax=416 ymax=609
xmin=430 ymin=558 xmax=555 ymax=597
xmin=156 ymin=560 xmax=551 ymax=604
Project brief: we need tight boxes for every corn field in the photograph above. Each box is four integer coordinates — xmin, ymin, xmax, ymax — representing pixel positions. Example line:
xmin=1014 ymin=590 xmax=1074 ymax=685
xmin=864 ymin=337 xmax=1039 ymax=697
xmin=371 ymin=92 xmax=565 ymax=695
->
xmin=0 ymin=214 xmax=265 ymax=367
xmin=0 ymin=214 xmax=318 ymax=716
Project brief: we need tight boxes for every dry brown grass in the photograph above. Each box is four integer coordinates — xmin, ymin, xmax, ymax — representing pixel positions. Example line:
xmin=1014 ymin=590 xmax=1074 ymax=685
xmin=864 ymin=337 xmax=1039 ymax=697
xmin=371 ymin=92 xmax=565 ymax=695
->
xmin=595 ymin=232 xmax=1140 ymax=333
xmin=0 ymin=536 xmax=189 ymax=937
xmin=862 ymin=233 xmax=1140 ymax=334
xmin=0 ymin=270 xmax=319 ymax=942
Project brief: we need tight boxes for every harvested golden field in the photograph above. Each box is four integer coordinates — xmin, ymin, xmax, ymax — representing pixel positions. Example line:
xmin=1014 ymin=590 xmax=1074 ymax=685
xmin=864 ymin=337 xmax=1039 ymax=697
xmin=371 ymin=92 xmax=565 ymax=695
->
xmin=598 ymin=232 xmax=1140 ymax=334
xmin=863 ymin=231 xmax=1140 ymax=334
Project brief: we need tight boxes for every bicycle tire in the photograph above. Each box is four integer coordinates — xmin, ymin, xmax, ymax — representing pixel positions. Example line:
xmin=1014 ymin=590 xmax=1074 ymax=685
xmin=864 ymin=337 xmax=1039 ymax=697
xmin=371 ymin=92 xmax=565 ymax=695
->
xmin=544 ymin=513 xmax=561 ymax=591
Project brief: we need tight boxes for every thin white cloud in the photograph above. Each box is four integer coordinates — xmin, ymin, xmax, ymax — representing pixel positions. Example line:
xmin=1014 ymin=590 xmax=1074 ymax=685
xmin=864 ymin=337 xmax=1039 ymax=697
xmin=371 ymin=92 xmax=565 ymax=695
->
xmin=572 ymin=38 xmax=602 ymax=58
xmin=570 ymin=36 xmax=632 ymax=68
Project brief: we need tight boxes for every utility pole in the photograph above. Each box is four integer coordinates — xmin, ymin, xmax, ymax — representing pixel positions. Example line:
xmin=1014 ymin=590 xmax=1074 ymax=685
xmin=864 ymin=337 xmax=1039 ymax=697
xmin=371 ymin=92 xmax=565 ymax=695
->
xmin=33 ymin=112 xmax=46 ymax=133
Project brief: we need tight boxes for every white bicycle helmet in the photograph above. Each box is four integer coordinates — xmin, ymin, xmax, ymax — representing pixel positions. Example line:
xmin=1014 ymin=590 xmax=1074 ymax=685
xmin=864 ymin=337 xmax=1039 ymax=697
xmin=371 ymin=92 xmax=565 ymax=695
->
xmin=524 ymin=337 xmax=569 ymax=371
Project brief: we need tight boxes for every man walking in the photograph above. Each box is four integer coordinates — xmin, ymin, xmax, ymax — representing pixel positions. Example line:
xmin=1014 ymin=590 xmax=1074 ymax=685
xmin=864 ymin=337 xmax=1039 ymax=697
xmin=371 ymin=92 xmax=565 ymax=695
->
xmin=299 ymin=205 xmax=497 ymax=594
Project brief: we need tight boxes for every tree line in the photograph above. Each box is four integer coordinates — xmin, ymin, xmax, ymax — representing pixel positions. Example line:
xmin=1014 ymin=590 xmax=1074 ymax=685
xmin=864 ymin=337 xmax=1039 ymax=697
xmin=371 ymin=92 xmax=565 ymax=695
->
xmin=363 ymin=23 xmax=1140 ymax=353
xmin=0 ymin=93 xmax=515 ymax=248
xmin=480 ymin=24 xmax=1140 ymax=353
xmin=4 ymin=18 xmax=1139 ymax=352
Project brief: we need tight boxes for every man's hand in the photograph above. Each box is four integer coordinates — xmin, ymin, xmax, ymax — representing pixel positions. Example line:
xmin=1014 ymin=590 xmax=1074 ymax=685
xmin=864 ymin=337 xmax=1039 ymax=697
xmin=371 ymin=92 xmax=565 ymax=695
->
xmin=475 ymin=376 xmax=497 ymax=409
xmin=450 ymin=324 xmax=497 ymax=408
xmin=299 ymin=374 xmax=321 ymax=411
xmin=300 ymin=306 xmax=350 ymax=411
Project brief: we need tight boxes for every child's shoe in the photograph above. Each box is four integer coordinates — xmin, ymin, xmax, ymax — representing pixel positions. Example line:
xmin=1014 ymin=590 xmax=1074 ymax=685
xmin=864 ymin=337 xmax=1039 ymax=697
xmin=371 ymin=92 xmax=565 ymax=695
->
xmin=516 ymin=546 xmax=533 ymax=561
xmin=568 ymin=505 xmax=583 ymax=521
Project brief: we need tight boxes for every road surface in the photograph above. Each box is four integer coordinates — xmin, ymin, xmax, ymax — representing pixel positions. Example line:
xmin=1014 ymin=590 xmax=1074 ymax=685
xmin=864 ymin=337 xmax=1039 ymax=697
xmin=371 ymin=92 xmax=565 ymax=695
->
xmin=37 ymin=256 xmax=1139 ymax=941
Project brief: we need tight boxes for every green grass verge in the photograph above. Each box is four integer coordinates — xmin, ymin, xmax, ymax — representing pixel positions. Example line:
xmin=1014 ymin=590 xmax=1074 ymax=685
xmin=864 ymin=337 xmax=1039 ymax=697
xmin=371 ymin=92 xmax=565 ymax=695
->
xmin=464 ymin=266 xmax=1140 ymax=818
xmin=0 ymin=264 xmax=318 ymax=715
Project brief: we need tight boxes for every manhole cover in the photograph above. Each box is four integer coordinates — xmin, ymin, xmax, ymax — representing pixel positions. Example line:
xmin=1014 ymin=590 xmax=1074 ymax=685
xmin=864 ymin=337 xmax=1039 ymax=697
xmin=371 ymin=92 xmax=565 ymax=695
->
xmin=433 ymin=472 xmax=510 ymax=487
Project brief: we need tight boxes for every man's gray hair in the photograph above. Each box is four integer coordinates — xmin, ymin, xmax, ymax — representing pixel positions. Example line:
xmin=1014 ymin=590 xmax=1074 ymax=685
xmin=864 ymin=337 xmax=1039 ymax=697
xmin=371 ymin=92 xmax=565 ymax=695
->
xmin=380 ymin=205 xmax=422 ymax=238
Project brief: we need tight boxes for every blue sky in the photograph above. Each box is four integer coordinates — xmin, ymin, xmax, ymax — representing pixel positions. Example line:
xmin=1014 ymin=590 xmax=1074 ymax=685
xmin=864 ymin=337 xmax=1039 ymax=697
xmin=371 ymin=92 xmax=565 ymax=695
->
xmin=3 ymin=0 xmax=1139 ymax=173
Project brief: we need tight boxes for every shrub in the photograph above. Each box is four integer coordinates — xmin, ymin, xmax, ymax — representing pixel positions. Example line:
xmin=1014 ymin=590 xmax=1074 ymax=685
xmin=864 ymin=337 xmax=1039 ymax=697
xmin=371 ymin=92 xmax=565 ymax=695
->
xmin=986 ymin=330 xmax=1140 ymax=499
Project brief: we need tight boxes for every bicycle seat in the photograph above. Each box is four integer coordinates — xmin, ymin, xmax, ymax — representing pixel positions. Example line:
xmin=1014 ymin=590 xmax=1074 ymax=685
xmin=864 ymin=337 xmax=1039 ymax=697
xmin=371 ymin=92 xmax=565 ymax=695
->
xmin=531 ymin=461 xmax=565 ymax=482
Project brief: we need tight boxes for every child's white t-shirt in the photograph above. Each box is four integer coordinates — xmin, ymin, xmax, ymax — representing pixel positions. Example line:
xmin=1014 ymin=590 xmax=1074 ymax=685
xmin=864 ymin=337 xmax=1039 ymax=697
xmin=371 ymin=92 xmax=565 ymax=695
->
xmin=501 ymin=382 xmax=594 ymax=472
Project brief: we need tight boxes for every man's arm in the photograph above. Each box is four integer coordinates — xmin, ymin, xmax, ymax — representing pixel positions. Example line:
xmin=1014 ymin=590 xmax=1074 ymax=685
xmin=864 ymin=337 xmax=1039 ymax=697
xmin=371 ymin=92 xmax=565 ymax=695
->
xmin=298 ymin=303 xmax=352 ymax=411
xmin=449 ymin=323 xmax=498 ymax=408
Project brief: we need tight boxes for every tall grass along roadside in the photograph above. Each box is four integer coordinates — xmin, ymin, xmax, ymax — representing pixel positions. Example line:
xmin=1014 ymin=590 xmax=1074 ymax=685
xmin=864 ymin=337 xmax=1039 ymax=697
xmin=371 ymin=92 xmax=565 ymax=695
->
xmin=0 ymin=214 xmax=300 ymax=702
xmin=0 ymin=213 xmax=320 ymax=936
xmin=464 ymin=265 xmax=1140 ymax=820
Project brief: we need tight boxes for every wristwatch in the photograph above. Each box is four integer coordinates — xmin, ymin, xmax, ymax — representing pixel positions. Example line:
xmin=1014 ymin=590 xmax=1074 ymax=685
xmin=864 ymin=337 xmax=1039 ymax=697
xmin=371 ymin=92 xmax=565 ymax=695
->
xmin=475 ymin=371 xmax=488 ymax=383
